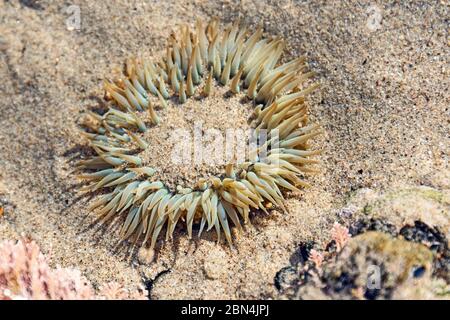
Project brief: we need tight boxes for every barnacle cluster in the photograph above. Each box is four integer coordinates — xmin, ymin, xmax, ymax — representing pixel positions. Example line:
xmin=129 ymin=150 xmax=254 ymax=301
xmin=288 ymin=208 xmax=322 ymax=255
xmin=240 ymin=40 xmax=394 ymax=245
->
xmin=77 ymin=18 xmax=321 ymax=249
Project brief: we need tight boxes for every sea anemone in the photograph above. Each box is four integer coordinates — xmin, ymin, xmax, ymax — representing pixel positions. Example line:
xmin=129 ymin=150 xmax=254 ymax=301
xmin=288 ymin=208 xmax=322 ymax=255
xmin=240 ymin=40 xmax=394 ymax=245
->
xmin=77 ymin=18 xmax=321 ymax=249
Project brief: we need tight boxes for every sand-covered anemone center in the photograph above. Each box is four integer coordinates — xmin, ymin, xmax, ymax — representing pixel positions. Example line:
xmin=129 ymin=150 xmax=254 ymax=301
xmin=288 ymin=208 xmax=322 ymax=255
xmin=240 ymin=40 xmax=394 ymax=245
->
xmin=136 ymin=84 xmax=253 ymax=190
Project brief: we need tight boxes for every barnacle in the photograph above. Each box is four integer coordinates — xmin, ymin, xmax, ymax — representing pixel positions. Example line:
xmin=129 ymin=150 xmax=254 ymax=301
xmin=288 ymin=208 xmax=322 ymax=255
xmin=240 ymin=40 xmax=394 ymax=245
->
xmin=77 ymin=18 xmax=321 ymax=249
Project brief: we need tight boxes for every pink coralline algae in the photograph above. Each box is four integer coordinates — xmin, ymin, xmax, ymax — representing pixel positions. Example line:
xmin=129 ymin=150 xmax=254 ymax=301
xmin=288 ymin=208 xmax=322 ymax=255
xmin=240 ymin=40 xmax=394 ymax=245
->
xmin=0 ymin=239 xmax=146 ymax=300
xmin=330 ymin=222 xmax=351 ymax=252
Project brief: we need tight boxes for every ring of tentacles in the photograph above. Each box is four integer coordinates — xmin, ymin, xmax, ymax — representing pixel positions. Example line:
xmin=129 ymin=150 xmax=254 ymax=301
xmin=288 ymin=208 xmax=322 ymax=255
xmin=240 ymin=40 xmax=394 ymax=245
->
xmin=77 ymin=18 xmax=321 ymax=249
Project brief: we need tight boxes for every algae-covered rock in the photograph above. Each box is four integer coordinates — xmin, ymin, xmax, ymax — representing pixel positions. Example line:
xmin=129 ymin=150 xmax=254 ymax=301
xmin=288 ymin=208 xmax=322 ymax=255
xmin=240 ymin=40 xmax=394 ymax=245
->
xmin=320 ymin=231 xmax=434 ymax=299
xmin=348 ymin=186 xmax=450 ymax=235
xmin=291 ymin=229 xmax=449 ymax=299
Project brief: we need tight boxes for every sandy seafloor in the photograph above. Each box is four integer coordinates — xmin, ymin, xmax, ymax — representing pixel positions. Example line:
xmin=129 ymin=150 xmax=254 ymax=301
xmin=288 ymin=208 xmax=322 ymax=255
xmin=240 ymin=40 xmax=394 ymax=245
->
xmin=0 ymin=0 xmax=448 ymax=299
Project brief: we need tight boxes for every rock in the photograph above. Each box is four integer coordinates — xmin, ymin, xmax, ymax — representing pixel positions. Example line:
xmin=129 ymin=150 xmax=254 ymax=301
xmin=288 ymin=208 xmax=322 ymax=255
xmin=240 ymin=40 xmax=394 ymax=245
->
xmin=321 ymin=231 xmax=434 ymax=299
xmin=348 ymin=186 xmax=450 ymax=235
xmin=350 ymin=217 xmax=398 ymax=237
